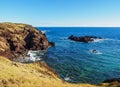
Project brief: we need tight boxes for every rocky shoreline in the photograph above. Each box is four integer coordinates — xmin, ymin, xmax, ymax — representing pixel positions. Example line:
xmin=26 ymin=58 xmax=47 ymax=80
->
xmin=0 ymin=22 xmax=54 ymax=60
xmin=0 ymin=22 xmax=120 ymax=87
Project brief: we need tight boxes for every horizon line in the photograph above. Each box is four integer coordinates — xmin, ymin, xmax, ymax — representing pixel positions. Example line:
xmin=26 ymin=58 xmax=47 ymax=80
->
xmin=1 ymin=22 xmax=120 ymax=28
xmin=36 ymin=26 xmax=120 ymax=28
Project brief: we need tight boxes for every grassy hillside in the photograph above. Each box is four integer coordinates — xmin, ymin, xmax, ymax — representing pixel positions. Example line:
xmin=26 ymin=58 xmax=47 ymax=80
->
xmin=0 ymin=56 xmax=98 ymax=87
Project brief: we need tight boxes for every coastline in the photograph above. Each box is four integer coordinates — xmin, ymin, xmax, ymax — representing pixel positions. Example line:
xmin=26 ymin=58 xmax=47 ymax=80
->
xmin=0 ymin=22 xmax=120 ymax=87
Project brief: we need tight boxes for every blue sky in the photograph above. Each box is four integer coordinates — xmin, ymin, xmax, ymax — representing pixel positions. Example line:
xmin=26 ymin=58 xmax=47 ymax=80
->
xmin=0 ymin=0 xmax=120 ymax=27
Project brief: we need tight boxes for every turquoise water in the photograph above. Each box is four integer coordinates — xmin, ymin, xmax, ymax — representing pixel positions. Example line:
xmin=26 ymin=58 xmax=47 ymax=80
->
xmin=38 ymin=27 xmax=120 ymax=84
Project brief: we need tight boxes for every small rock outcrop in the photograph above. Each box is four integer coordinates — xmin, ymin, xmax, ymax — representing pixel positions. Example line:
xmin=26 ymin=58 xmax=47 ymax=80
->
xmin=68 ymin=35 xmax=102 ymax=42
xmin=0 ymin=22 xmax=53 ymax=59
xmin=49 ymin=42 xmax=55 ymax=46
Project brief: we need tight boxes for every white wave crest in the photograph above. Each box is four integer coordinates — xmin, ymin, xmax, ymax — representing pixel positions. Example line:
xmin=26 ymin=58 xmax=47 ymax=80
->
xmin=93 ymin=38 xmax=104 ymax=42
xmin=60 ymin=37 xmax=68 ymax=40
xmin=41 ymin=30 xmax=46 ymax=34
xmin=64 ymin=74 xmax=72 ymax=81
xmin=41 ymin=30 xmax=51 ymax=34
xmin=16 ymin=50 xmax=46 ymax=63
xmin=89 ymin=50 xmax=103 ymax=55
xmin=91 ymin=38 xmax=115 ymax=43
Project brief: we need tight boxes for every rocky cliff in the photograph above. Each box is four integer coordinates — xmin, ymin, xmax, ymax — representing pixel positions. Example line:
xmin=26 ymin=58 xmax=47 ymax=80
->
xmin=0 ymin=22 xmax=52 ymax=60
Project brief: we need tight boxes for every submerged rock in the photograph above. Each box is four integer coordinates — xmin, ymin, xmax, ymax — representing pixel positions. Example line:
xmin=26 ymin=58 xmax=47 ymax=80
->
xmin=0 ymin=22 xmax=53 ymax=60
xmin=98 ymin=78 xmax=120 ymax=87
xmin=68 ymin=35 xmax=102 ymax=42
xmin=103 ymin=78 xmax=120 ymax=83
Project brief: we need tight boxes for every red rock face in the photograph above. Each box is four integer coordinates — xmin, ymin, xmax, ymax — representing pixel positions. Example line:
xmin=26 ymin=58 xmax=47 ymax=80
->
xmin=24 ymin=30 xmax=49 ymax=50
xmin=0 ymin=23 xmax=51 ymax=59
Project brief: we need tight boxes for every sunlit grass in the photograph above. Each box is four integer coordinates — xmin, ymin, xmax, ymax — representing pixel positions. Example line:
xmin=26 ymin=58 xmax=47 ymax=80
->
xmin=0 ymin=56 xmax=98 ymax=87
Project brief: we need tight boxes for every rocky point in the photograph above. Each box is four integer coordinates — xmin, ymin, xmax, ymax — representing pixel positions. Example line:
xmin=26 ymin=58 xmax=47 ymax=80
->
xmin=0 ymin=22 xmax=53 ymax=60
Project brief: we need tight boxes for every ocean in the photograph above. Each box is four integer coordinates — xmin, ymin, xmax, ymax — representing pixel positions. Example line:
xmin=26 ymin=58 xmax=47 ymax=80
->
xmin=37 ymin=27 xmax=120 ymax=84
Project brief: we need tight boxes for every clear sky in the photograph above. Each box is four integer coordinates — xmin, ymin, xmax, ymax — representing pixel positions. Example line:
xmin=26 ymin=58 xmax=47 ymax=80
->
xmin=0 ymin=0 xmax=120 ymax=27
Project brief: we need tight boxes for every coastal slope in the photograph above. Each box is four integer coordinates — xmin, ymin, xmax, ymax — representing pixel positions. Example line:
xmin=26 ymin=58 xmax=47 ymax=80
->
xmin=0 ymin=56 xmax=120 ymax=87
xmin=0 ymin=56 xmax=96 ymax=87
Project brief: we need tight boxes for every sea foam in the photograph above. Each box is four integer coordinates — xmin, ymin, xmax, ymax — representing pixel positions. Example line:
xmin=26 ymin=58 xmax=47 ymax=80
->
xmin=15 ymin=50 xmax=46 ymax=63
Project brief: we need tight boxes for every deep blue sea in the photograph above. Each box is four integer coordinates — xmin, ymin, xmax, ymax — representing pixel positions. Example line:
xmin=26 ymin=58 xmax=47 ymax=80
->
xmin=38 ymin=27 xmax=120 ymax=84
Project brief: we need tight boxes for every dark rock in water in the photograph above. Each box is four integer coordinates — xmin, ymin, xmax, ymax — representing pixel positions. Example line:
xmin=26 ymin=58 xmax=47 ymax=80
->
xmin=49 ymin=42 xmax=55 ymax=46
xmin=103 ymin=78 xmax=120 ymax=83
xmin=98 ymin=78 xmax=120 ymax=87
xmin=0 ymin=22 xmax=53 ymax=60
xmin=68 ymin=35 xmax=102 ymax=42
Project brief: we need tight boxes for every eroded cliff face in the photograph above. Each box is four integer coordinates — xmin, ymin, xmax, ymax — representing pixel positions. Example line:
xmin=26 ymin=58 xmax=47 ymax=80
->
xmin=0 ymin=22 xmax=50 ymax=59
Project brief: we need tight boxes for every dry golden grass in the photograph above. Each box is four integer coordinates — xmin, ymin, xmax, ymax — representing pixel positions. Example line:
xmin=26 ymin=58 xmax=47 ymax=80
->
xmin=11 ymin=34 xmax=23 ymax=42
xmin=0 ymin=56 xmax=99 ymax=87
xmin=0 ymin=22 xmax=43 ymax=55
xmin=0 ymin=23 xmax=26 ymax=52
xmin=0 ymin=38 xmax=9 ymax=52
xmin=0 ymin=22 xmax=27 ymax=33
